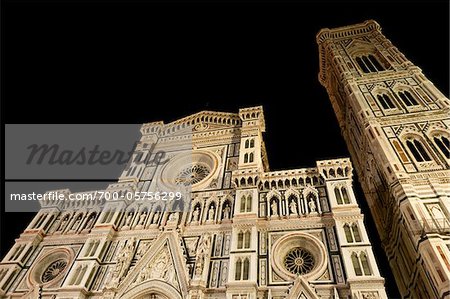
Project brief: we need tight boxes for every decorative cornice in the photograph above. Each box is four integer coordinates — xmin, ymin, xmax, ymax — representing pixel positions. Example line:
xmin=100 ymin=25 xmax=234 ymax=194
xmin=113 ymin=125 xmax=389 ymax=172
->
xmin=317 ymin=20 xmax=382 ymax=86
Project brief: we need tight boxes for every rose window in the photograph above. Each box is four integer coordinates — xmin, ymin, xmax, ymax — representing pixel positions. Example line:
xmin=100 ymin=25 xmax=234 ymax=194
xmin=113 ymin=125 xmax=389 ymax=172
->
xmin=41 ymin=259 xmax=68 ymax=283
xmin=284 ymin=247 xmax=315 ymax=275
xmin=175 ymin=164 xmax=210 ymax=186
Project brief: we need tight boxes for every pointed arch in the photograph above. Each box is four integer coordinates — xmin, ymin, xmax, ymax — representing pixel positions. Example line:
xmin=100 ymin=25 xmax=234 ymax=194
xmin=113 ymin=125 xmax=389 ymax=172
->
xmin=119 ymin=280 xmax=181 ymax=299
xmin=431 ymin=131 xmax=450 ymax=158
xmin=351 ymin=252 xmax=362 ymax=276
xmin=377 ymin=93 xmax=396 ymax=109
xmin=335 ymin=187 xmax=343 ymax=204
xmin=352 ymin=223 xmax=362 ymax=242
xmin=398 ymin=90 xmax=419 ymax=106
xmin=245 ymin=195 xmax=252 ymax=212
xmin=237 ymin=231 xmax=244 ymax=249
xmin=235 ymin=258 xmax=242 ymax=280
xmin=242 ymin=257 xmax=250 ymax=280
xmin=244 ymin=231 xmax=251 ymax=248
xmin=115 ymin=232 xmax=189 ymax=298
xmin=360 ymin=252 xmax=372 ymax=275
xmin=344 ymin=224 xmax=353 ymax=243
xmin=240 ymin=195 xmax=247 ymax=213
xmin=342 ymin=187 xmax=350 ymax=204
xmin=405 ymin=137 xmax=432 ymax=162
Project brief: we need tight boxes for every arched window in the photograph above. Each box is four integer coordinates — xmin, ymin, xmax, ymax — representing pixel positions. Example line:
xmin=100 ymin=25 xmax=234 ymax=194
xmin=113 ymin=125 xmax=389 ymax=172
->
xmin=237 ymin=232 xmax=244 ymax=249
xmin=329 ymin=168 xmax=335 ymax=177
xmin=406 ymin=139 xmax=431 ymax=162
xmin=240 ymin=195 xmax=251 ymax=213
xmin=244 ymin=153 xmax=249 ymax=163
xmin=433 ymin=135 xmax=450 ymax=158
xmin=33 ymin=214 xmax=46 ymax=229
xmin=242 ymin=258 xmax=250 ymax=280
xmin=245 ymin=140 xmax=250 ymax=149
xmin=368 ymin=54 xmax=385 ymax=71
xmin=240 ymin=196 xmax=246 ymax=213
xmin=43 ymin=215 xmax=55 ymax=231
xmin=342 ymin=187 xmax=350 ymax=204
xmin=351 ymin=253 xmax=363 ymax=276
xmin=244 ymin=231 xmax=251 ymax=248
xmin=245 ymin=195 xmax=252 ymax=212
xmin=235 ymin=259 xmax=242 ymax=280
xmin=72 ymin=214 xmax=83 ymax=230
xmin=362 ymin=55 xmax=377 ymax=72
xmin=335 ymin=187 xmax=343 ymax=205
xmin=235 ymin=258 xmax=250 ymax=280
xmin=377 ymin=94 xmax=396 ymax=109
xmin=352 ymin=223 xmax=362 ymax=242
xmin=250 ymin=139 xmax=255 ymax=148
xmin=344 ymin=224 xmax=353 ymax=242
xmin=355 ymin=57 xmax=369 ymax=73
xmin=249 ymin=153 xmax=254 ymax=163
xmin=398 ymin=91 xmax=419 ymax=106
xmin=237 ymin=230 xmax=251 ymax=249
xmin=356 ymin=54 xmax=385 ymax=73
xmin=360 ymin=252 xmax=372 ymax=275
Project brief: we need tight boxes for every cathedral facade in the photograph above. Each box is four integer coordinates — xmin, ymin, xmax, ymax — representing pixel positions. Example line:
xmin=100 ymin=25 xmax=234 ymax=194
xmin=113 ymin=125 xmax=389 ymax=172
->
xmin=317 ymin=20 xmax=450 ymax=298
xmin=0 ymin=105 xmax=388 ymax=298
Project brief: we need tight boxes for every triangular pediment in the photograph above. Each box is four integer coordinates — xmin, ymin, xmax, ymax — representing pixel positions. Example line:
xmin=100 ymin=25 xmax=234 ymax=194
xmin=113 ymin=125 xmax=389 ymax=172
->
xmin=286 ymin=277 xmax=320 ymax=299
xmin=115 ymin=232 xmax=189 ymax=298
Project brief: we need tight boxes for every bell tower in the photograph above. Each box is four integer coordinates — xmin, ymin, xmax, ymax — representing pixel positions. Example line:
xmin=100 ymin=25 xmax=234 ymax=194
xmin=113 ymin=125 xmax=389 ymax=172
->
xmin=317 ymin=20 xmax=450 ymax=299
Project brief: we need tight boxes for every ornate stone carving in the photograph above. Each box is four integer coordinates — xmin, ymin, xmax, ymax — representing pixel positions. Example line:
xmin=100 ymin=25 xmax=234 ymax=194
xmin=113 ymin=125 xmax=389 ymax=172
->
xmin=194 ymin=234 xmax=211 ymax=278
xmin=106 ymin=237 xmax=136 ymax=288
xmin=134 ymin=247 xmax=177 ymax=286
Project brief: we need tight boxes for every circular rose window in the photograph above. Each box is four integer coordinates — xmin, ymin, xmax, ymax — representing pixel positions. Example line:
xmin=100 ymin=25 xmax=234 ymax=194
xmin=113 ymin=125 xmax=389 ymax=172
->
xmin=41 ymin=259 xmax=68 ymax=283
xmin=284 ymin=247 xmax=315 ymax=275
xmin=271 ymin=232 xmax=327 ymax=281
xmin=160 ymin=151 xmax=219 ymax=189
xmin=175 ymin=164 xmax=210 ymax=186
xmin=27 ymin=247 xmax=73 ymax=287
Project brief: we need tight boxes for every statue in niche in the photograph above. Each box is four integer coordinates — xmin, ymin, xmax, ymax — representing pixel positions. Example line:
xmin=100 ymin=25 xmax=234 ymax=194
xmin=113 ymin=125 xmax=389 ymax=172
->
xmin=168 ymin=212 xmax=178 ymax=223
xmin=223 ymin=204 xmax=231 ymax=220
xmin=271 ymin=201 xmax=278 ymax=216
xmin=289 ymin=200 xmax=298 ymax=215
xmin=72 ymin=215 xmax=82 ymax=230
xmin=208 ymin=205 xmax=215 ymax=221
xmin=152 ymin=210 xmax=160 ymax=224
xmin=85 ymin=214 xmax=95 ymax=229
xmin=192 ymin=206 xmax=200 ymax=222
xmin=195 ymin=255 xmax=205 ymax=277
xmin=57 ymin=215 xmax=69 ymax=231
xmin=308 ymin=198 xmax=317 ymax=213
xmin=125 ymin=212 xmax=134 ymax=226
xmin=139 ymin=211 xmax=147 ymax=225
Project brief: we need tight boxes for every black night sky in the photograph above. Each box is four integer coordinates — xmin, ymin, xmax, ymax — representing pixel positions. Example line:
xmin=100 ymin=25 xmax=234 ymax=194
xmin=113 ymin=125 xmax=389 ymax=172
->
xmin=1 ymin=1 xmax=449 ymax=297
